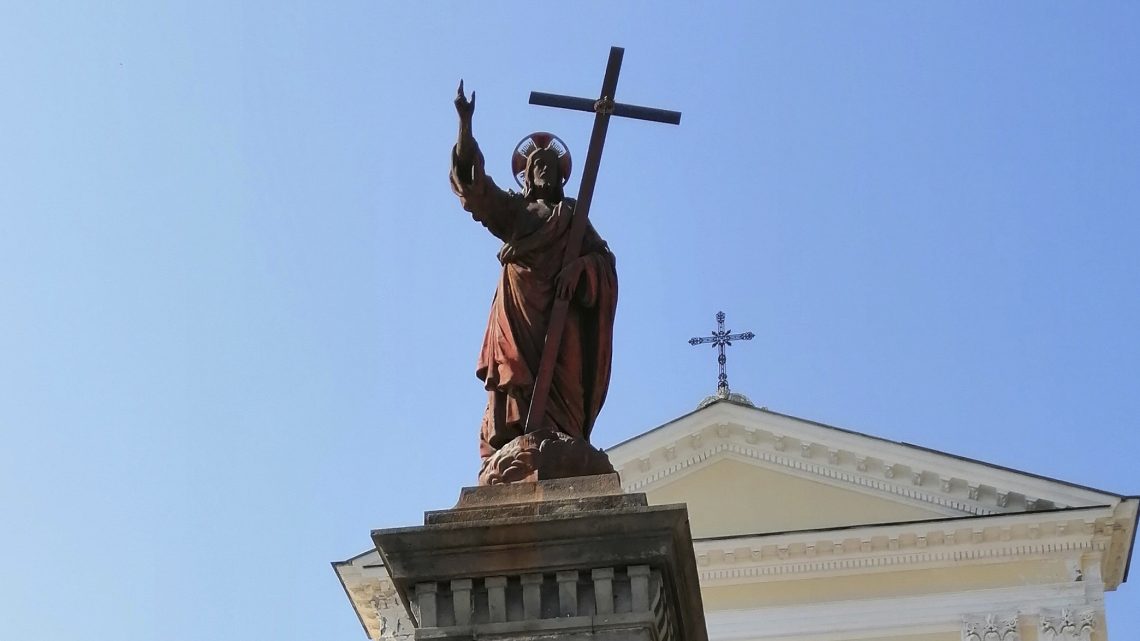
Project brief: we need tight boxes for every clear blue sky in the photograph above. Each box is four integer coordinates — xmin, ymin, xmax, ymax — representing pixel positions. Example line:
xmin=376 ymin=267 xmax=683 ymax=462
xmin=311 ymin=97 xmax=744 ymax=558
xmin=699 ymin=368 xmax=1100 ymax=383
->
xmin=2 ymin=3 xmax=1138 ymax=640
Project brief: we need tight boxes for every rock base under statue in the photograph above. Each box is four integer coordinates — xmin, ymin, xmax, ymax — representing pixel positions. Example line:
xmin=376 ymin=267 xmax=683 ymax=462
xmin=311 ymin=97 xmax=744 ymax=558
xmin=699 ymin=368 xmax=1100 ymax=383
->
xmin=478 ymin=429 xmax=615 ymax=486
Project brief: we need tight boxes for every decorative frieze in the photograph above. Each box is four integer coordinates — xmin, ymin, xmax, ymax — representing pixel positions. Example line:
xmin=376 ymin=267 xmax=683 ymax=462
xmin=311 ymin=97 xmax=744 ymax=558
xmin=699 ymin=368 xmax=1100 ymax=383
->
xmin=963 ymin=613 xmax=1020 ymax=641
xmin=1040 ymin=609 xmax=1096 ymax=641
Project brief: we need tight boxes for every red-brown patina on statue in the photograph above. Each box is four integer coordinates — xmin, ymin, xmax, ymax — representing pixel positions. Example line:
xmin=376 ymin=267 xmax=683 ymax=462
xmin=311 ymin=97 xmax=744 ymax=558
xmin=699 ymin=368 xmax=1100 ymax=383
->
xmin=451 ymin=49 xmax=679 ymax=485
xmin=450 ymin=82 xmax=618 ymax=483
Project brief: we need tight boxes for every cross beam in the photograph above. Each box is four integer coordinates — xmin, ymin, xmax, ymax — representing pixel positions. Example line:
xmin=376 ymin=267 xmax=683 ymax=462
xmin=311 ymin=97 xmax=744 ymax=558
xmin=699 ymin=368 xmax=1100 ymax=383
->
xmin=689 ymin=311 xmax=754 ymax=399
xmin=529 ymin=92 xmax=682 ymax=125
xmin=524 ymin=46 xmax=680 ymax=433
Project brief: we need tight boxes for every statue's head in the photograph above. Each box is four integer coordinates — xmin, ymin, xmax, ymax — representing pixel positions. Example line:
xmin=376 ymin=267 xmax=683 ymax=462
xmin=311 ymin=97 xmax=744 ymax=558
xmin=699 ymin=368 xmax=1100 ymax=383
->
xmin=512 ymin=132 xmax=572 ymax=202
xmin=524 ymin=144 xmax=564 ymax=203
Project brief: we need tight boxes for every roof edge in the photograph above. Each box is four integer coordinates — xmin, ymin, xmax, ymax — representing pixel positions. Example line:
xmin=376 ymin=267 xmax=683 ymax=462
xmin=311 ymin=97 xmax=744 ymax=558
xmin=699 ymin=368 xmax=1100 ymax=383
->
xmin=608 ymin=400 xmax=1128 ymax=501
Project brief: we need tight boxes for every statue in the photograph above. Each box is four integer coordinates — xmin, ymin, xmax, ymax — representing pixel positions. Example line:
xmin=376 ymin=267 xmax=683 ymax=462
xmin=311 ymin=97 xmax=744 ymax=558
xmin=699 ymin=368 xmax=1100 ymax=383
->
xmin=450 ymin=81 xmax=619 ymax=483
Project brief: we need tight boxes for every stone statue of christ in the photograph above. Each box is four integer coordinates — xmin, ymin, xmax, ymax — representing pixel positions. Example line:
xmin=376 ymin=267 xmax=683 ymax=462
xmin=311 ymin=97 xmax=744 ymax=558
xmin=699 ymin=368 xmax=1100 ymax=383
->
xmin=449 ymin=81 xmax=618 ymax=462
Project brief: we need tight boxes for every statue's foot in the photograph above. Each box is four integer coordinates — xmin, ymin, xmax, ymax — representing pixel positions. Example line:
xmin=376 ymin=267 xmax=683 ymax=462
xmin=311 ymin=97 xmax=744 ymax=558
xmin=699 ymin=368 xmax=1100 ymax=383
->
xmin=478 ymin=429 xmax=615 ymax=486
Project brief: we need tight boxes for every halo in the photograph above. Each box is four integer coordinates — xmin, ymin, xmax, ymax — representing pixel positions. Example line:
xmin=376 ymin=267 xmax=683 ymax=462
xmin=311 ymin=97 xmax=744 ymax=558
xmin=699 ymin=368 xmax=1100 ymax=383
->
xmin=511 ymin=132 xmax=572 ymax=188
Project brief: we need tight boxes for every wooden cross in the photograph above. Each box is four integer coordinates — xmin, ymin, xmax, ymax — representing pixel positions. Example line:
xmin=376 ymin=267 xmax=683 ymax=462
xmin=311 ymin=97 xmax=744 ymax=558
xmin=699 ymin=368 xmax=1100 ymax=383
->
xmin=689 ymin=311 xmax=755 ymax=399
xmin=523 ymin=46 xmax=681 ymax=432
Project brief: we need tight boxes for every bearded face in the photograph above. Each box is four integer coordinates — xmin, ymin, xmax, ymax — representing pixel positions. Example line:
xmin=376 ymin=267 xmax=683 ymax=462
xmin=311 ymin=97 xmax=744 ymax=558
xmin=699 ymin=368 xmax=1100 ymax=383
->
xmin=525 ymin=146 xmax=564 ymax=202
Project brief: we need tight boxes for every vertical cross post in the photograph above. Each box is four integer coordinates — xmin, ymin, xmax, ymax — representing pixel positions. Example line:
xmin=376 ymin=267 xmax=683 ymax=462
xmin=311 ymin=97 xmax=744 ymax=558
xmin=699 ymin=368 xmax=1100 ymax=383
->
xmin=688 ymin=311 xmax=755 ymax=398
xmin=523 ymin=46 xmax=681 ymax=432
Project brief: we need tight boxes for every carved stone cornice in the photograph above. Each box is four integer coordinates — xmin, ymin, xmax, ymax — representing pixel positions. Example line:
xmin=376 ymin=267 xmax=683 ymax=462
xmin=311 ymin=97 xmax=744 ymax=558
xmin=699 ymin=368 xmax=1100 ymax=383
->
xmin=690 ymin=506 xmax=1118 ymax=584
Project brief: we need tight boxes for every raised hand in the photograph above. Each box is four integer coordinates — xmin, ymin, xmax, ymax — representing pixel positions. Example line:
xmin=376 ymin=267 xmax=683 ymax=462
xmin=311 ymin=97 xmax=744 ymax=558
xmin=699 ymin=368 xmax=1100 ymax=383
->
xmin=454 ymin=80 xmax=477 ymax=178
xmin=455 ymin=79 xmax=476 ymax=124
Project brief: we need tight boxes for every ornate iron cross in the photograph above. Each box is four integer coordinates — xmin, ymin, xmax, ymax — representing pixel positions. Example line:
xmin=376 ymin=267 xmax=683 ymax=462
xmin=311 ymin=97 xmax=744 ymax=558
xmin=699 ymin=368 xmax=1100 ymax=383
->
xmin=523 ymin=46 xmax=681 ymax=432
xmin=689 ymin=311 xmax=755 ymax=399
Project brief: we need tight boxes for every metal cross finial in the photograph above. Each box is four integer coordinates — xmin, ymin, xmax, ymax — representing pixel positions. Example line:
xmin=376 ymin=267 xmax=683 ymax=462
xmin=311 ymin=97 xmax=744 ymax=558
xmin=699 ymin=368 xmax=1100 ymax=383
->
xmin=688 ymin=311 xmax=755 ymax=399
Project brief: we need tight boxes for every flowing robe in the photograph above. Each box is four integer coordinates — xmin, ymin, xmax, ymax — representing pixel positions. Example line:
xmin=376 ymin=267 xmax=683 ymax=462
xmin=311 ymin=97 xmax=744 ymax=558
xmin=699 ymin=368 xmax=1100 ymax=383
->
xmin=450 ymin=143 xmax=618 ymax=459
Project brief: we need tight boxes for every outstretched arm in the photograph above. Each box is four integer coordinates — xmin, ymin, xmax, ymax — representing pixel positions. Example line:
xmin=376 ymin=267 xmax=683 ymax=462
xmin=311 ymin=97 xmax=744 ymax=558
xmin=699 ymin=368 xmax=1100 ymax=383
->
xmin=454 ymin=80 xmax=477 ymax=185
xmin=449 ymin=81 xmax=528 ymax=242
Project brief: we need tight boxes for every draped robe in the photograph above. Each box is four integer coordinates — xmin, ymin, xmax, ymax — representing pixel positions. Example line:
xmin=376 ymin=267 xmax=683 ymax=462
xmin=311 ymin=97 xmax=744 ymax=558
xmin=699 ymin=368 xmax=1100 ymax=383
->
xmin=450 ymin=143 xmax=618 ymax=459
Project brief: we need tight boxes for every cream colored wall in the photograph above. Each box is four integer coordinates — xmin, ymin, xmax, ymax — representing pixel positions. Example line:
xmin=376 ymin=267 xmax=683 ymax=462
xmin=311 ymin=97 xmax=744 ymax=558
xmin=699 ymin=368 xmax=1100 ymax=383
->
xmin=718 ymin=634 xmax=959 ymax=641
xmin=645 ymin=458 xmax=949 ymax=538
xmin=842 ymin=634 xmax=958 ymax=641
xmin=857 ymin=629 xmax=962 ymax=638
xmin=698 ymin=559 xmax=1071 ymax=611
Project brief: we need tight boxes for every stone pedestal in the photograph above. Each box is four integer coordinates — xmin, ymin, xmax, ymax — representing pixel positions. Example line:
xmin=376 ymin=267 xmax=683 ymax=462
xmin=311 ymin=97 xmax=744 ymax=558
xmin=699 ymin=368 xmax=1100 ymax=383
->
xmin=371 ymin=474 xmax=707 ymax=641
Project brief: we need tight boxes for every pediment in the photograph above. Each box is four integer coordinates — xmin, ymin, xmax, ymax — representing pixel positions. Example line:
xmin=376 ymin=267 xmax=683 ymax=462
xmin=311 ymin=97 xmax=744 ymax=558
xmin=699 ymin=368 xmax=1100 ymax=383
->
xmin=647 ymin=458 xmax=949 ymax=537
xmin=605 ymin=400 xmax=1127 ymax=537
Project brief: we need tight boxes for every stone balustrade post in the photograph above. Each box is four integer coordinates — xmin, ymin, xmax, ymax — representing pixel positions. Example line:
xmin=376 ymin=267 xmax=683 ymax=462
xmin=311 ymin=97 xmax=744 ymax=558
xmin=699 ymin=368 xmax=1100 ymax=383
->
xmin=450 ymin=579 xmax=473 ymax=626
xmin=629 ymin=565 xmax=651 ymax=612
xmin=592 ymin=567 xmax=615 ymax=615
xmin=556 ymin=570 xmax=579 ymax=617
xmin=415 ymin=582 xmax=438 ymax=627
xmin=486 ymin=576 xmax=508 ymax=623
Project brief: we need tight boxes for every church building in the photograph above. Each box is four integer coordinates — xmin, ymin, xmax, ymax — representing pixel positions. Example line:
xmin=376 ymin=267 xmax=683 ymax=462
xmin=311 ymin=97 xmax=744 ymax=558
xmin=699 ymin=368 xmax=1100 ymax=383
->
xmin=334 ymin=394 xmax=1137 ymax=641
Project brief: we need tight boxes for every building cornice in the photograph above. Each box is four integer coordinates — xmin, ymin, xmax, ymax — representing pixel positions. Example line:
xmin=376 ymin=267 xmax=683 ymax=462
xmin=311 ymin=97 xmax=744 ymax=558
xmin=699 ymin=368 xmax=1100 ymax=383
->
xmin=689 ymin=505 xmax=1132 ymax=589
